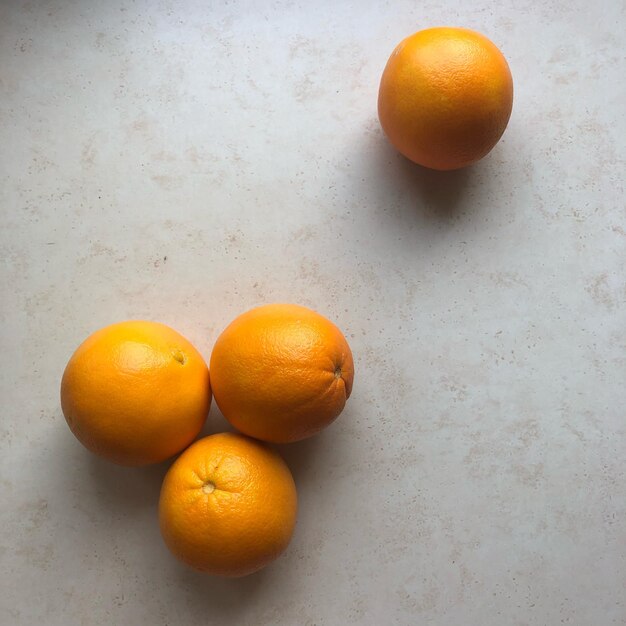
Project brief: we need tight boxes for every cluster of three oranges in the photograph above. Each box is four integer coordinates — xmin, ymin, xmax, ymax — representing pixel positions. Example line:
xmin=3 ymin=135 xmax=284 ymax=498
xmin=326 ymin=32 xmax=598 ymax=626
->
xmin=61 ymin=303 xmax=354 ymax=576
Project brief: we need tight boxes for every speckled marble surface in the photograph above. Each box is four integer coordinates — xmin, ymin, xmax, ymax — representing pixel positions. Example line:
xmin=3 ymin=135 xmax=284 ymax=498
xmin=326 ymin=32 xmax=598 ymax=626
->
xmin=1 ymin=1 xmax=625 ymax=624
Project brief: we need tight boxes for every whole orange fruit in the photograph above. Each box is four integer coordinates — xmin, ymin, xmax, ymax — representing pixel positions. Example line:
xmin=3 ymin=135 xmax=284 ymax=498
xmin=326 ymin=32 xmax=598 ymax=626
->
xmin=61 ymin=321 xmax=211 ymax=466
xmin=159 ymin=432 xmax=297 ymax=576
xmin=209 ymin=303 xmax=354 ymax=443
xmin=378 ymin=27 xmax=513 ymax=170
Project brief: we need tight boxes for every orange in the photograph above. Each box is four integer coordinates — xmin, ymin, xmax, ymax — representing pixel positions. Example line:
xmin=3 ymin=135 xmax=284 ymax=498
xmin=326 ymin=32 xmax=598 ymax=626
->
xmin=209 ymin=303 xmax=354 ymax=443
xmin=159 ymin=432 xmax=297 ymax=576
xmin=61 ymin=321 xmax=211 ymax=466
xmin=378 ymin=27 xmax=513 ymax=170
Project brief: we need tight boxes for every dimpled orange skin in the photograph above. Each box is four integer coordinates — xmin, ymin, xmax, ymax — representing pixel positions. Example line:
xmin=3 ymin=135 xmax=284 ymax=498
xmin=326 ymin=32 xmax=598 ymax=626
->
xmin=159 ymin=432 xmax=297 ymax=577
xmin=378 ymin=27 xmax=514 ymax=170
xmin=60 ymin=321 xmax=211 ymax=466
xmin=209 ymin=304 xmax=354 ymax=444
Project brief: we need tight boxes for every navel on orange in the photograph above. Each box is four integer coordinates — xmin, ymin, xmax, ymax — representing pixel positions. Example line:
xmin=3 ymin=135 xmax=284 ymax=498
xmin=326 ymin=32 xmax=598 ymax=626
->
xmin=60 ymin=321 xmax=211 ymax=466
xmin=209 ymin=303 xmax=354 ymax=443
xmin=378 ymin=27 xmax=514 ymax=170
xmin=159 ymin=432 xmax=297 ymax=577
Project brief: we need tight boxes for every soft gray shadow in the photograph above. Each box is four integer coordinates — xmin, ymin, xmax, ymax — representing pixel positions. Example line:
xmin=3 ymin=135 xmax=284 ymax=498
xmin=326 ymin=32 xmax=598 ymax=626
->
xmin=395 ymin=155 xmax=473 ymax=217
xmin=373 ymin=132 xmax=476 ymax=219
xmin=171 ymin=560 xmax=270 ymax=618
xmin=353 ymin=128 xmax=512 ymax=241
xmin=200 ymin=401 xmax=236 ymax=437
xmin=275 ymin=429 xmax=331 ymax=488
xmin=86 ymin=453 xmax=172 ymax=514
xmin=51 ymin=413 xmax=170 ymax=513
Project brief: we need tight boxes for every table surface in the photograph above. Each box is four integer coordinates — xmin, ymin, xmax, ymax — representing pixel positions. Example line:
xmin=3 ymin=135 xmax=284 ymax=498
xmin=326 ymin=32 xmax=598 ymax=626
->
xmin=1 ymin=1 xmax=625 ymax=624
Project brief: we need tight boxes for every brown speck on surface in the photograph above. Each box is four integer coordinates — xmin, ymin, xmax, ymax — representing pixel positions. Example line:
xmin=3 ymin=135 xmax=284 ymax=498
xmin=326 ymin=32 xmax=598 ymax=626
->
xmin=586 ymin=272 xmax=621 ymax=310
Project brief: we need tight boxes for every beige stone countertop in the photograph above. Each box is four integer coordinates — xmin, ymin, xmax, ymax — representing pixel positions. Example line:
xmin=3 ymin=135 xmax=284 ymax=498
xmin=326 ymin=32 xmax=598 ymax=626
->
xmin=1 ymin=1 xmax=624 ymax=624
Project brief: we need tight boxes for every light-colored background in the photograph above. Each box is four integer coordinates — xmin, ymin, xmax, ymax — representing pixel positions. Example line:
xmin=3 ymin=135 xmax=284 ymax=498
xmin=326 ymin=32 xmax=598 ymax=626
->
xmin=1 ymin=1 xmax=624 ymax=624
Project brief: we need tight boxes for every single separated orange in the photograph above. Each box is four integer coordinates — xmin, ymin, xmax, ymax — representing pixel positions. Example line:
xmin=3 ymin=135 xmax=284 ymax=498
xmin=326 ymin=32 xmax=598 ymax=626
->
xmin=159 ymin=432 xmax=297 ymax=576
xmin=378 ymin=27 xmax=513 ymax=170
xmin=61 ymin=321 xmax=211 ymax=466
xmin=209 ymin=303 xmax=354 ymax=443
